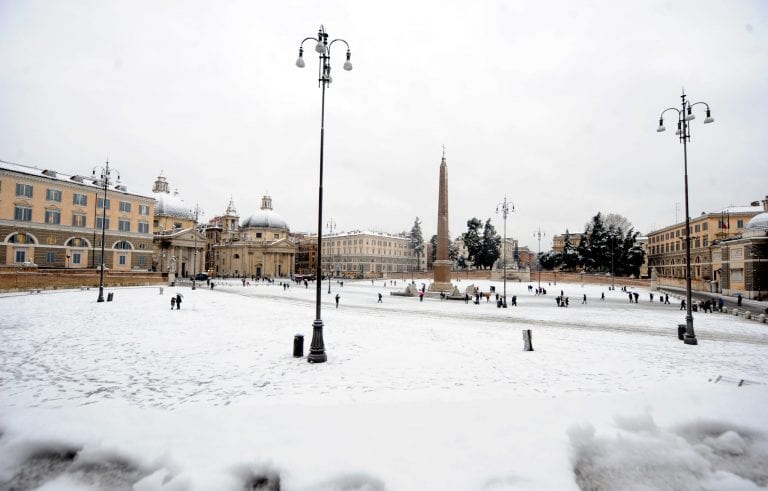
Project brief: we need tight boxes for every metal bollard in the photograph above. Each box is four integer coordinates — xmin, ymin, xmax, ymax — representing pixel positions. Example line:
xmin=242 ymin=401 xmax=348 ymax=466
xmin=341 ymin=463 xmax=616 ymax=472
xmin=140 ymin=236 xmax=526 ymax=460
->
xmin=107 ymin=292 xmax=114 ymax=302
xmin=293 ymin=334 xmax=304 ymax=357
xmin=522 ymin=329 xmax=534 ymax=351
xmin=677 ymin=324 xmax=686 ymax=340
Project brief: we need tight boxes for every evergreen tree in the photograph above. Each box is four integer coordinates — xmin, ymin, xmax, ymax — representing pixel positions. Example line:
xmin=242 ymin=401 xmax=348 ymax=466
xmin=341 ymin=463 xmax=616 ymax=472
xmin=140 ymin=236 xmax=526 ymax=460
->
xmin=539 ymin=251 xmax=560 ymax=270
xmin=449 ymin=240 xmax=458 ymax=262
xmin=410 ymin=217 xmax=424 ymax=271
xmin=429 ymin=234 xmax=438 ymax=264
xmin=561 ymin=230 xmax=580 ymax=271
xmin=462 ymin=218 xmax=483 ymax=267
xmin=481 ymin=219 xmax=501 ymax=269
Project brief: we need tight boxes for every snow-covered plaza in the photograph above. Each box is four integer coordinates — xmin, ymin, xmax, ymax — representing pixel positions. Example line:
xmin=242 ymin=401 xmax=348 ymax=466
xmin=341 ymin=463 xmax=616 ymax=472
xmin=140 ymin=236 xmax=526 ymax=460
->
xmin=1 ymin=279 xmax=768 ymax=490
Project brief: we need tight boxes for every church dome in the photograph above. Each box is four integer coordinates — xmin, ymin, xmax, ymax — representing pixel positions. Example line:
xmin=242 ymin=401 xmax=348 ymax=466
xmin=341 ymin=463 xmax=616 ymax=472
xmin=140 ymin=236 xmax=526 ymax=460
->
xmin=241 ymin=195 xmax=290 ymax=231
xmin=151 ymin=175 xmax=195 ymax=220
xmin=745 ymin=213 xmax=768 ymax=234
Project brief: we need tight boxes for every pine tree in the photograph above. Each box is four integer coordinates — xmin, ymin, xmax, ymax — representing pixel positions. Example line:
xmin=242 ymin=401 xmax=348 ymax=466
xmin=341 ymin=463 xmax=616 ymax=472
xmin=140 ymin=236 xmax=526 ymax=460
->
xmin=429 ymin=234 xmax=438 ymax=264
xmin=410 ymin=217 xmax=424 ymax=271
xmin=463 ymin=218 xmax=483 ymax=268
xmin=481 ymin=219 xmax=501 ymax=269
xmin=561 ymin=229 xmax=580 ymax=271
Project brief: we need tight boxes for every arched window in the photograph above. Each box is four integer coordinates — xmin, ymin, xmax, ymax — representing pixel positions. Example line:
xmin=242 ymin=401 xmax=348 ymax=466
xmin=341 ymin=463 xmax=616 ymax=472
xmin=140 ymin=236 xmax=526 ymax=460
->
xmin=234 ymin=254 xmax=240 ymax=259
xmin=5 ymin=232 xmax=39 ymax=244
xmin=65 ymin=237 xmax=91 ymax=248
xmin=114 ymin=240 xmax=133 ymax=250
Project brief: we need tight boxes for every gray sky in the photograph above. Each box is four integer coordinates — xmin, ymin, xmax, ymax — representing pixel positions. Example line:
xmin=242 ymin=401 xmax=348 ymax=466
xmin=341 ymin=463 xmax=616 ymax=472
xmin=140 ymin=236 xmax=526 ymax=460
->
xmin=2 ymin=0 xmax=766 ymax=250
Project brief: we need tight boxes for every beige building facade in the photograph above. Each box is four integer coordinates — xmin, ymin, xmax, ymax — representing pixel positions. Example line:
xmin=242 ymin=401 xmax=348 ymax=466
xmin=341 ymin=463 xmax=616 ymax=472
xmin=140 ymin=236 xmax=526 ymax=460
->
xmin=208 ymin=196 xmax=295 ymax=278
xmin=321 ymin=230 xmax=418 ymax=278
xmin=647 ymin=198 xmax=765 ymax=293
xmin=1 ymin=160 xmax=154 ymax=270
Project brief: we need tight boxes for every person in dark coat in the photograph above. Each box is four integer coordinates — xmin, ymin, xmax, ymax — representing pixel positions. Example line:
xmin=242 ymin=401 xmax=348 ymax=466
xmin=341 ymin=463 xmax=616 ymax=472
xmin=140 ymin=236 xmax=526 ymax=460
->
xmin=582 ymin=294 xmax=587 ymax=304
xmin=335 ymin=293 xmax=340 ymax=308
xmin=680 ymin=299 xmax=686 ymax=310
xmin=737 ymin=294 xmax=743 ymax=306
xmin=175 ymin=293 xmax=182 ymax=310
xmin=170 ymin=296 xmax=176 ymax=310
xmin=378 ymin=293 xmax=383 ymax=303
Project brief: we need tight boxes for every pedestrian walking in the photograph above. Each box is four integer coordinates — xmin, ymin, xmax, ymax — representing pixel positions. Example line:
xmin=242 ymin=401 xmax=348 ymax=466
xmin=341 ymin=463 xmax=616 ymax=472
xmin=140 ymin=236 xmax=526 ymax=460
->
xmin=378 ymin=293 xmax=383 ymax=303
xmin=650 ymin=293 xmax=654 ymax=302
xmin=511 ymin=295 xmax=517 ymax=306
xmin=419 ymin=291 xmax=424 ymax=302
xmin=680 ymin=299 xmax=686 ymax=310
xmin=175 ymin=293 xmax=182 ymax=310
xmin=737 ymin=293 xmax=743 ymax=306
xmin=665 ymin=294 xmax=670 ymax=304
xmin=582 ymin=294 xmax=587 ymax=304
xmin=170 ymin=296 xmax=176 ymax=310
xmin=718 ymin=298 xmax=724 ymax=311
xmin=464 ymin=293 xmax=469 ymax=304
xmin=565 ymin=297 xmax=569 ymax=307
xmin=628 ymin=293 xmax=633 ymax=303
xmin=335 ymin=293 xmax=340 ymax=308
xmin=556 ymin=296 xmax=561 ymax=307
xmin=601 ymin=292 xmax=605 ymax=301
xmin=633 ymin=292 xmax=639 ymax=303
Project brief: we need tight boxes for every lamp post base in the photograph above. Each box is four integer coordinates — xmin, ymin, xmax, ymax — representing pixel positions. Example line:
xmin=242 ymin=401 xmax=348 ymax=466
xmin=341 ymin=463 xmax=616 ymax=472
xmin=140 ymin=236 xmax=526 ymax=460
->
xmin=684 ymin=335 xmax=698 ymax=345
xmin=307 ymin=318 xmax=327 ymax=363
xmin=683 ymin=316 xmax=697 ymax=345
xmin=97 ymin=287 xmax=105 ymax=303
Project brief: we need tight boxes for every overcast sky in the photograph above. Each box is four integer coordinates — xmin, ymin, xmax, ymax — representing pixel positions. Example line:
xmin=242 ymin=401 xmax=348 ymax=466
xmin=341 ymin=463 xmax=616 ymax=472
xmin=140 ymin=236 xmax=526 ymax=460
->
xmin=1 ymin=0 xmax=766 ymax=250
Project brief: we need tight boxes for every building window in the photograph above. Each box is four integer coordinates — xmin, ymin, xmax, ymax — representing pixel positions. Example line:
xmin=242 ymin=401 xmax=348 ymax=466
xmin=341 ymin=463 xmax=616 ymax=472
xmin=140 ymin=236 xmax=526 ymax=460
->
xmin=15 ymin=183 xmax=33 ymax=198
xmin=46 ymin=189 xmax=62 ymax=202
xmin=731 ymin=269 xmax=744 ymax=282
xmin=14 ymin=206 xmax=32 ymax=221
xmin=44 ymin=210 xmax=61 ymax=224
xmin=737 ymin=219 xmax=744 ymax=228
xmin=694 ymin=224 xmax=700 ymax=232
xmin=702 ymin=222 xmax=708 ymax=231
xmin=119 ymin=219 xmax=131 ymax=232
xmin=119 ymin=201 xmax=131 ymax=213
xmin=15 ymin=249 xmax=26 ymax=263
xmin=139 ymin=204 xmax=150 ymax=215
xmin=274 ymin=233 xmax=280 ymax=239
xmin=256 ymin=232 xmax=262 ymax=238
xmin=173 ymin=222 xmax=182 ymax=229
xmin=139 ymin=255 xmax=146 ymax=266
xmin=138 ymin=222 xmax=149 ymax=233
xmin=46 ymin=252 xmax=55 ymax=263
xmin=115 ymin=240 xmax=132 ymax=250
xmin=72 ymin=214 xmax=87 ymax=227
xmin=73 ymin=193 xmax=88 ymax=206
xmin=97 ymin=197 xmax=111 ymax=209
xmin=67 ymin=238 xmax=85 ymax=247
xmin=119 ymin=254 xmax=127 ymax=265
xmin=703 ymin=237 xmax=708 ymax=246
xmin=72 ymin=253 xmax=81 ymax=264
xmin=96 ymin=217 xmax=110 ymax=230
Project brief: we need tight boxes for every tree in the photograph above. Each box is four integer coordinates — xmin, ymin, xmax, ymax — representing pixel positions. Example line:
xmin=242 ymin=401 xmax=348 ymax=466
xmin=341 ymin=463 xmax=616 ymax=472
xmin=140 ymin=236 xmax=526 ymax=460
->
xmin=539 ymin=251 xmax=561 ymax=270
xmin=462 ymin=218 xmax=483 ymax=267
xmin=429 ymin=234 xmax=438 ymax=264
xmin=603 ymin=213 xmax=633 ymax=233
xmin=561 ymin=230 xmax=580 ymax=271
xmin=480 ymin=219 xmax=501 ymax=269
xmin=580 ymin=212 xmax=645 ymax=276
xmin=410 ymin=217 xmax=424 ymax=271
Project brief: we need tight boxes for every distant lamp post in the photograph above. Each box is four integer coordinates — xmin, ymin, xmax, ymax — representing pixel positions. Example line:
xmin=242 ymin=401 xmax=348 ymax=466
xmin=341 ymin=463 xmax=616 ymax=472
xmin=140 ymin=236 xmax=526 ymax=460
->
xmin=656 ymin=91 xmax=715 ymax=346
xmin=534 ymin=227 xmax=545 ymax=289
xmin=92 ymin=160 xmax=120 ymax=303
xmin=327 ymin=217 xmax=336 ymax=293
xmin=191 ymin=203 xmax=203 ymax=290
xmin=496 ymin=196 xmax=514 ymax=307
xmin=296 ymin=25 xmax=353 ymax=364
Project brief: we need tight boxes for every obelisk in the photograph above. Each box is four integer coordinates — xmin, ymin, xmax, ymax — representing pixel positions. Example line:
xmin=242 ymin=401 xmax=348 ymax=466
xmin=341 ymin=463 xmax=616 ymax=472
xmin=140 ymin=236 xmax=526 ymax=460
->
xmin=429 ymin=149 xmax=454 ymax=293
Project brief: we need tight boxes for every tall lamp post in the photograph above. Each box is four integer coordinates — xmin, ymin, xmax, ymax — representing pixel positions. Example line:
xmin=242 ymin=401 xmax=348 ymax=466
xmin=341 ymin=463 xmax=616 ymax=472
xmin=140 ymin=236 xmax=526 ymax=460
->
xmin=191 ymin=203 xmax=203 ymax=290
xmin=296 ymin=25 xmax=353 ymax=364
xmin=496 ymin=196 xmax=514 ymax=307
xmin=327 ymin=217 xmax=336 ymax=293
xmin=534 ymin=227 xmax=545 ymax=289
xmin=657 ymin=91 xmax=715 ymax=345
xmin=92 ymin=160 xmax=120 ymax=303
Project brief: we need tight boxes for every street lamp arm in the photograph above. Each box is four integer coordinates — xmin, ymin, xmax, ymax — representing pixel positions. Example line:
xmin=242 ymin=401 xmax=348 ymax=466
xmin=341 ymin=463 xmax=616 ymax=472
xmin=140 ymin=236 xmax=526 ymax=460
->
xmin=299 ymin=37 xmax=320 ymax=49
xmin=328 ymin=38 xmax=350 ymax=51
xmin=688 ymin=101 xmax=711 ymax=111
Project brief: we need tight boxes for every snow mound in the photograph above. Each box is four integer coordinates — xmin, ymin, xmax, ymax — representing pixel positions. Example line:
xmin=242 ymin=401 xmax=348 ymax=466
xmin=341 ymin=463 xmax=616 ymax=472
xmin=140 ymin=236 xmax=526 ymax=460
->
xmin=569 ymin=415 xmax=768 ymax=490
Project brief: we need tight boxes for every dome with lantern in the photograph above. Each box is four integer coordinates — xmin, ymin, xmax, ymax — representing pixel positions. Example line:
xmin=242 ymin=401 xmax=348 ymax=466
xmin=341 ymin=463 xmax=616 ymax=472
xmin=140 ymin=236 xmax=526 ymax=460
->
xmin=241 ymin=195 xmax=290 ymax=231
xmin=151 ymin=175 xmax=195 ymax=220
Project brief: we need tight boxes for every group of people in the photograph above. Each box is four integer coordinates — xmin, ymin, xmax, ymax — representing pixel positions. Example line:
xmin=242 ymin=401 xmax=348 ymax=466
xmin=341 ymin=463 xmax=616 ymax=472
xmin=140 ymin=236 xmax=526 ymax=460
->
xmin=169 ymin=293 xmax=183 ymax=310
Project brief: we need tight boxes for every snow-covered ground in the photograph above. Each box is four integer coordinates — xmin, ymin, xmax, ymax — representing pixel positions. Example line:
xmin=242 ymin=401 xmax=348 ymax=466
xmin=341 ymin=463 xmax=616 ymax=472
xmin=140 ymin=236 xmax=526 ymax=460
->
xmin=1 ymin=279 xmax=767 ymax=490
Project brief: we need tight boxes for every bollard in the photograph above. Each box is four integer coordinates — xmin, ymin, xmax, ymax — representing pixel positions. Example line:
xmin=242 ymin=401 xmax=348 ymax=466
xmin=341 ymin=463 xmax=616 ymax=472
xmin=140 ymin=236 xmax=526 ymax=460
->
xmin=722 ymin=307 xmax=728 ymax=314
xmin=677 ymin=324 xmax=686 ymax=340
xmin=733 ymin=309 xmax=739 ymax=316
xmin=107 ymin=292 xmax=114 ymax=302
xmin=159 ymin=287 xmax=164 ymax=295
xmin=522 ymin=329 xmax=534 ymax=351
xmin=759 ymin=314 xmax=766 ymax=323
xmin=745 ymin=311 xmax=752 ymax=320
xmin=293 ymin=334 xmax=304 ymax=357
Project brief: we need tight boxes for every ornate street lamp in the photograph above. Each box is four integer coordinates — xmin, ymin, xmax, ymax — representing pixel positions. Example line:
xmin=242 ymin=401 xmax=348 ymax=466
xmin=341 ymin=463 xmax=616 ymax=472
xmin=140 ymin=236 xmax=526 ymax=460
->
xmin=534 ymin=227 xmax=545 ymax=289
xmin=296 ymin=25 xmax=353 ymax=364
xmin=496 ymin=196 xmax=514 ymax=307
xmin=657 ymin=91 xmax=715 ymax=345
xmin=191 ymin=203 xmax=203 ymax=290
xmin=92 ymin=160 xmax=120 ymax=303
xmin=327 ymin=217 xmax=335 ymax=293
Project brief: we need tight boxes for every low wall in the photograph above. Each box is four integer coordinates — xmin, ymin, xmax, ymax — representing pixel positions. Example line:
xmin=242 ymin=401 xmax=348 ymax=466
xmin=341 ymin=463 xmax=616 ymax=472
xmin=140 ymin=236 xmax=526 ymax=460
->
xmin=0 ymin=269 xmax=167 ymax=292
xmin=530 ymin=271 xmax=651 ymax=289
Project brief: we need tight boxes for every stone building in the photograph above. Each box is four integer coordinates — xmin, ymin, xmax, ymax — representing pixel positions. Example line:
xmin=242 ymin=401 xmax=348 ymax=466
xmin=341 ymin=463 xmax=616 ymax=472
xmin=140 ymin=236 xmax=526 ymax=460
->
xmin=647 ymin=198 xmax=764 ymax=292
xmin=1 ymin=159 xmax=154 ymax=270
xmin=150 ymin=175 xmax=206 ymax=278
xmin=291 ymin=232 xmax=317 ymax=276
xmin=207 ymin=196 xmax=295 ymax=278
xmin=710 ymin=198 xmax=768 ymax=299
xmin=552 ymin=232 xmax=585 ymax=254
xmin=320 ymin=230 xmax=417 ymax=279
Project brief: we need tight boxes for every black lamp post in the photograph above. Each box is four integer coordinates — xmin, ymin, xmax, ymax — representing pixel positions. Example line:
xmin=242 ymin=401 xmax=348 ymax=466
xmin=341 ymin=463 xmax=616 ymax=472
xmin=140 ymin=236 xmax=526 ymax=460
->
xmin=496 ymin=196 xmax=514 ymax=307
xmin=296 ymin=25 xmax=353 ymax=364
xmin=534 ymin=227 xmax=545 ymax=289
xmin=327 ymin=217 xmax=335 ymax=294
xmin=92 ymin=160 xmax=120 ymax=303
xmin=657 ymin=91 xmax=715 ymax=345
xmin=191 ymin=203 xmax=203 ymax=290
